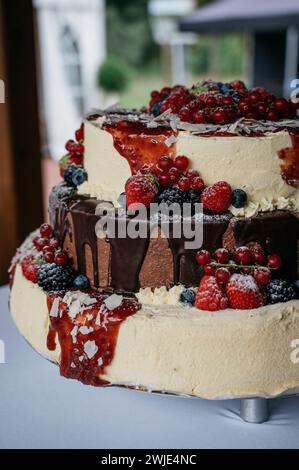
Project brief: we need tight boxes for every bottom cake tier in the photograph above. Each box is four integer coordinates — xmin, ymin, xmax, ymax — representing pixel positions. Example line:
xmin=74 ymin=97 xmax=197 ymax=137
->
xmin=10 ymin=261 xmax=299 ymax=399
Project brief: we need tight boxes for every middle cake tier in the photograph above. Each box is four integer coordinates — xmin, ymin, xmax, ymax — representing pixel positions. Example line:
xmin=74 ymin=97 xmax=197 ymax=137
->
xmin=49 ymin=183 xmax=299 ymax=293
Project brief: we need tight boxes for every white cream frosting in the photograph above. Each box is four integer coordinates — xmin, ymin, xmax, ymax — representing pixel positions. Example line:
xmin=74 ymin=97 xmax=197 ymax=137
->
xmin=10 ymin=264 xmax=299 ymax=399
xmin=80 ymin=118 xmax=299 ymax=216
xmin=136 ymin=285 xmax=186 ymax=306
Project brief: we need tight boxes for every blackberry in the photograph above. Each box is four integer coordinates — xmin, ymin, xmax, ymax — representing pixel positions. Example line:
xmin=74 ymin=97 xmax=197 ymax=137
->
xmin=267 ymin=279 xmax=296 ymax=304
xmin=182 ymin=190 xmax=201 ymax=214
xmin=158 ymin=187 xmax=183 ymax=206
xmin=180 ymin=289 xmax=196 ymax=305
xmin=38 ymin=263 xmax=75 ymax=292
xmin=231 ymin=189 xmax=247 ymax=208
xmin=64 ymin=164 xmax=87 ymax=188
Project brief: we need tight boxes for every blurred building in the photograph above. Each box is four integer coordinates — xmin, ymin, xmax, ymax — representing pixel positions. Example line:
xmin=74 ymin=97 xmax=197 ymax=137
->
xmin=181 ymin=0 xmax=299 ymax=96
xmin=148 ymin=0 xmax=196 ymax=84
xmin=34 ymin=0 xmax=106 ymax=159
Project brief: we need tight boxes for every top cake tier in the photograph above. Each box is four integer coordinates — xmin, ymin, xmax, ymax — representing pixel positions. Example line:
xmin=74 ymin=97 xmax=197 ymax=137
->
xmin=78 ymin=111 xmax=299 ymax=216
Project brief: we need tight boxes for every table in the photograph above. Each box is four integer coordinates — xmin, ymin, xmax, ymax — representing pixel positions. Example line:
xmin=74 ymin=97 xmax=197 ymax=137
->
xmin=1 ymin=285 xmax=299 ymax=449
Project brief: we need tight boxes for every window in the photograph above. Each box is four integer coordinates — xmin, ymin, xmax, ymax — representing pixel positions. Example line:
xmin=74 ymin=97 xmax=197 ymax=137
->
xmin=61 ymin=26 xmax=84 ymax=114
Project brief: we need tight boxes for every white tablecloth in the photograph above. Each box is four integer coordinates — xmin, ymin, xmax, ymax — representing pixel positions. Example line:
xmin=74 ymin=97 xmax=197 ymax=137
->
xmin=0 ymin=285 xmax=299 ymax=449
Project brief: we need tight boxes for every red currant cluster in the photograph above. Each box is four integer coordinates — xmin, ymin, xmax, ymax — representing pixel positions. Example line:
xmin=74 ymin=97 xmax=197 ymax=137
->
xmin=60 ymin=123 xmax=85 ymax=176
xmin=33 ymin=224 xmax=69 ymax=266
xmin=196 ymin=246 xmax=282 ymax=286
xmin=138 ymin=155 xmax=205 ymax=192
xmin=149 ymin=80 xmax=298 ymax=124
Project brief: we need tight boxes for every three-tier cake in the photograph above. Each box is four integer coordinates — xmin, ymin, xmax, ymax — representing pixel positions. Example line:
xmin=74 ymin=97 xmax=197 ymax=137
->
xmin=9 ymin=80 xmax=299 ymax=399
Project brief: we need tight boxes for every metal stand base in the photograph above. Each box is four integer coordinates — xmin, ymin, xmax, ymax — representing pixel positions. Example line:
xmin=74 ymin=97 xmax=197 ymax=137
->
xmin=240 ymin=398 xmax=269 ymax=423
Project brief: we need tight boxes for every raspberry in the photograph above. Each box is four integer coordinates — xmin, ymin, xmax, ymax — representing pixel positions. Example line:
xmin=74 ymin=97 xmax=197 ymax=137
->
xmin=226 ymin=274 xmax=265 ymax=310
xmin=38 ymin=263 xmax=75 ymax=292
xmin=195 ymin=275 xmax=229 ymax=311
xmin=125 ymin=174 xmax=159 ymax=208
xmin=21 ymin=256 xmax=40 ymax=284
xmin=201 ymin=181 xmax=232 ymax=213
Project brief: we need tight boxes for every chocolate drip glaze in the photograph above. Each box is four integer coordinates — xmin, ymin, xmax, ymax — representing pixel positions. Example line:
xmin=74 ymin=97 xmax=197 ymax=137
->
xmin=70 ymin=199 xmax=100 ymax=288
xmin=167 ymin=214 xmax=231 ymax=286
xmin=231 ymin=211 xmax=299 ymax=280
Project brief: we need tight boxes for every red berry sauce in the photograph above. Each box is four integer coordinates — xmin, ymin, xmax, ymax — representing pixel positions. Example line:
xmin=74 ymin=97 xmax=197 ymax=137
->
xmin=104 ymin=121 xmax=177 ymax=174
xmin=47 ymin=291 xmax=140 ymax=386
xmin=278 ymin=134 xmax=299 ymax=187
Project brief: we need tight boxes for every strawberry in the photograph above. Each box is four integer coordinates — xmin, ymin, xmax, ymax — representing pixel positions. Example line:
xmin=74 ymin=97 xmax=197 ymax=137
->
xmin=21 ymin=256 xmax=40 ymax=284
xmin=201 ymin=181 xmax=232 ymax=213
xmin=125 ymin=174 xmax=159 ymax=208
xmin=195 ymin=275 xmax=229 ymax=311
xmin=226 ymin=274 xmax=265 ymax=310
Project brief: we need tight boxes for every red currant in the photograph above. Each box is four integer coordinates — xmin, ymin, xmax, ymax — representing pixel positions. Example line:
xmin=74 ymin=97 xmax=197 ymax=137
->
xmin=191 ymin=177 xmax=205 ymax=192
xmin=222 ymin=96 xmax=233 ymax=106
xmin=178 ymin=177 xmax=191 ymax=191
xmin=267 ymin=254 xmax=282 ymax=270
xmin=238 ymin=99 xmax=251 ymax=114
xmin=55 ymin=251 xmax=68 ymax=266
xmin=158 ymin=156 xmax=173 ymax=172
xmin=249 ymin=92 xmax=262 ymax=104
xmin=159 ymin=174 xmax=172 ymax=187
xmin=174 ymin=156 xmax=189 ymax=172
xmin=45 ymin=251 xmax=55 ymax=263
xmin=34 ymin=237 xmax=50 ymax=252
xmin=274 ymin=98 xmax=288 ymax=113
xmin=65 ymin=139 xmax=76 ymax=153
xmin=70 ymin=154 xmax=83 ymax=165
xmin=252 ymin=249 xmax=266 ymax=265
xmin=75 ymin=126 xmax=84 ymax=142
xmin=206 ymin=96 xmax=217 ymax=108
xmin=49 ymin=238 xmax=60 ymax=249
xmin=179 ymin=107 xmax=191 ymax=122
xmin=215 ymin=267 xmax=231 ymax=285
xmin=196 ymin=250 xmax=211 ymax=266
xmin=75 ymin=143 xmax=84 ymax=155
xmin=256 ymin=102 xmax=268 ymax=116
xmin=40 ymin=223 xmax=53 ymax=238
xmin=254 ymin=267 xmax=272 ymax=285
xmin=214 ymin=248 xmax=230 ymax=264
xmin=212 ymin=109 xmax=227 ymax=124
xmin=235 ymin=246 xmax=252 ymax=265
xmin=192 ymin=111 xmax=206 ymax=124
xmin=168 ymin=167 xmax=180 ymax=182
xmin=204 ymin=263 xmax=216 ymax=276
xmin=185 ymin=169 xmax=199 ymax=181
xmin=266 ymin=110 xmax=279 ymax=121
xmin=42 ymin=245 xmax=54 ymax=254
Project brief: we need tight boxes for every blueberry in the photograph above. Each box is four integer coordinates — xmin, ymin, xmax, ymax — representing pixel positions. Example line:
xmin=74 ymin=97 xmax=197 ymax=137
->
xmin=73 ymin=274 xmax=90 ymax=289
xmin=118 ymin=192 xmax=127 ymax=208
xmin=152 ymin=102 xmax=161 ymax=117
xmin=64 ymin=164 xmax=87 ymax=188
xmin=231 ymin=189 xmax=247 ymax=208
xmin=294 ymin=280 xmax=299 ymax=298
xmin=180 ymin=289 xmax=196 ymax=305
